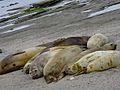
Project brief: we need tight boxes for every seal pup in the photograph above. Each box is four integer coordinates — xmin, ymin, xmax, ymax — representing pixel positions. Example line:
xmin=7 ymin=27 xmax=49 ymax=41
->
xmin=23 ymin=48 xmax=49 ymax=74
xmin=24 ymin=45 xmax=86 ymax=79
xmin=0 ymin=46 xmax=46 ymax=74
xmin=43 ymin=45 xmax=85 ymax=83
xmin=28 ymin=51 xmax=53 ymax=79
xmin=65 ymin=43 xmax=117 ymax=75
xmin=23 ymin=46 xmax=69 ymax=78
xmin=87 ymin=33 xmax=109 ymax=49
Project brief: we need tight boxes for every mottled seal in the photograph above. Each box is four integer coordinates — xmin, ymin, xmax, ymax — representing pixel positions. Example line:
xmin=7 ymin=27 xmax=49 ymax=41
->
xmin=87 ymin=33 xmax=109 ymax=49
xmin=86 ymin=51 xmax=120 ymax=73
xmin=0 ymin=46 xmax=46 ymax=74
xmin=64 ymin=43 xmax=117 ymax=75
xmin=43 ymin=45 xmax=85 ymax=83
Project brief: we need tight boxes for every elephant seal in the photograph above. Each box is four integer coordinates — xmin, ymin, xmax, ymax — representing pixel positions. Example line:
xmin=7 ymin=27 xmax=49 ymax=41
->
xmin=43 ymin=45 xmax=85 ymax=83
xmin=37 ymin=36 xmax=90 ymax=49
xmin=64 ymin=43 xmax=117 ymax=75
xmin=66 ymin=50 xmax=120 ymax=75
xmin=28 ymin=51 xmax=54 ymax=79
xmin=87 ymin=33 xmax=109 ymax=49
xmin=0 ymin=46 xmax=46 ymax=74
xmin=86 ymin=51 xmax=120 ymax=73
xmin=24 ymin=45 xmax=86 ymax=79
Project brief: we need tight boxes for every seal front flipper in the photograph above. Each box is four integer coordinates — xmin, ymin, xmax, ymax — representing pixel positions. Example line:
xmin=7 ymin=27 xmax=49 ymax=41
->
xmin=44 ymin=72 xmax=65 ymax=84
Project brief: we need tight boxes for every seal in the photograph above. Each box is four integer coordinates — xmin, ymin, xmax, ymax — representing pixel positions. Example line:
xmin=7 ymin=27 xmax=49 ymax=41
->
xmin=64 ymin=43 xmax=117 ymax=75
xmin=23 ymin=48 xmax=49 ymax=74
xmin=87 ymin=51 xmax=120 ymax=73
xmin=0 ymin=36 xmax=90 ymax=75
xmin=28 ymin=51 xmax=53 ymax=79
xmin=24 ymin=45 xmax=86 ymax=79
xmin=37 ymin=36 xmax=90 ymax=49
xmin=87 ymin=33 xmax=109 ymax=49
xmin=0 ymin=46 xmax=46 ymax=74
xmin=43 ymin=45 xmax=85 ymax=83
xmin=25 ymin=36 xmax=90 ymax=74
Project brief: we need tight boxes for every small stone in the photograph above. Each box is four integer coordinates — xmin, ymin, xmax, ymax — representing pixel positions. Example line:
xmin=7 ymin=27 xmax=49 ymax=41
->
xmin=0 ymin=49 xmax=2 ymax=53
xmin=69 ymin=76 xmax=75 ymax=80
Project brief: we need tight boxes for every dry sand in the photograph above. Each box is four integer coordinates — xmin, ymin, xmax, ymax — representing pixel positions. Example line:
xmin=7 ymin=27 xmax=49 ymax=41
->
xmin=0 ymin=1 xmax=120 ymax=90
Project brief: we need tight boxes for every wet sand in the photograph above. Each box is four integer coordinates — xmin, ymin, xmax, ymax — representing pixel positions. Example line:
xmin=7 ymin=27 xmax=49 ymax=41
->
xmin=0 ymin=1 xmax=120 ymax=90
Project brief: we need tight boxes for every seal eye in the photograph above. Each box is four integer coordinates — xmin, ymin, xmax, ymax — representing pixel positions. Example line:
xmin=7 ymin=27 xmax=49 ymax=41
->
xmin=68 ymin=67 xmax=71 ymax=70
xmin=110 ymin=44 xmax=113 ymax=46
xmin=13 ymin=64 xmax=16 ymax=66
xmin=67 ymin=67 xmax=71 ymax=72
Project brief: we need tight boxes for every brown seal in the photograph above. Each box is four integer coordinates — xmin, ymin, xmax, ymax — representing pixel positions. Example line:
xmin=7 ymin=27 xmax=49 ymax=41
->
xmin=0 ymin=46 xmax=46 ymax=74
xmin=37 ymin=36 xmax=90 ymax=49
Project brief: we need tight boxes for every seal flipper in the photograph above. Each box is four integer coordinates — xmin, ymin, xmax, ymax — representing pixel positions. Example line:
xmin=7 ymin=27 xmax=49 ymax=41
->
xmin=44 ymin=72 xmax=65 ymax=84
xmin=44 ymin=67 xmax=65 ymax=84
xmin=55 ymin=72 xmax=65 ymax=82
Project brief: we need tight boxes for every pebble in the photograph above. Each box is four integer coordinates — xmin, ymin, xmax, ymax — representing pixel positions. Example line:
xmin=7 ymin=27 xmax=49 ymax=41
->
xmin=69 ymin=76 xmax=75 ymax=80
xmin=0 ymin=49 xmax=2 ymax=53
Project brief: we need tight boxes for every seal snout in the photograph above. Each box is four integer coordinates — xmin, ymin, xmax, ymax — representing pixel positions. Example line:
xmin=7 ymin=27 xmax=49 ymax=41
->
xmin=109 ymin=43 xmax=117 ymax=50
xmin=30 ymin=74 xmax=39 ymax=79
xmin=29 ymin=70 xmax=41 ymax=79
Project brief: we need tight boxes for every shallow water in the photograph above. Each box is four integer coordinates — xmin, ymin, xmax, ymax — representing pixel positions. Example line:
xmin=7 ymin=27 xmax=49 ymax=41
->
xmin=0 ymin=24 xmax=34 ymax=34
xmin=0 ymin=0 xmax=43 ymax=16
xmin=0 ymin=0 xmax=79 ymax=18
xmin=0 ymin=0 xmax=79 ymax=25
xmin=88 ymin=3 xmax=120 ymax=17
xmin=0 ymin=23 xmax=14 ymax=29
xmin=0 ymin=23 xmax=34 ymax=37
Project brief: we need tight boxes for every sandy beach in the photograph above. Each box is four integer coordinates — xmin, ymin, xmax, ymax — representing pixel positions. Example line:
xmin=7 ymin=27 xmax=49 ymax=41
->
xmin=0 ymin=0 xmax=120 ymax=90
